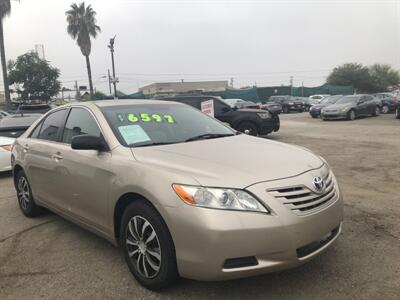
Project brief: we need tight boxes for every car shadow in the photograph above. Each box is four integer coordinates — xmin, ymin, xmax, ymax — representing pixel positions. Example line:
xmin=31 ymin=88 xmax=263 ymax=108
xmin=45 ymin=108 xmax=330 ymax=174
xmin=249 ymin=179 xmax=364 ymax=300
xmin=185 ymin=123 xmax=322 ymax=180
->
xmin=0 ymin=170 xmax=12 ymax=179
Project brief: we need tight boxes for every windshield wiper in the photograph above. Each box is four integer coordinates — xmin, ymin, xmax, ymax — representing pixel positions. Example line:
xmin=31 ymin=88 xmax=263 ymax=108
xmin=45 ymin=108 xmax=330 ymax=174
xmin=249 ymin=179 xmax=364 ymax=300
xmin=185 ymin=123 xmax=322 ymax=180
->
xmin=130 ymin=142 xmax=177 ymax=148
xmin=184 ymin=133 xmax=235 ymax=142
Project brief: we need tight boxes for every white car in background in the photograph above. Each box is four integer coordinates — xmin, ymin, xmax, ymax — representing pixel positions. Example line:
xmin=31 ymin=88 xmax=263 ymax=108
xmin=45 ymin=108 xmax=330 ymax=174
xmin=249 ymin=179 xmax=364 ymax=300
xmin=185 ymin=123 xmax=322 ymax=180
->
xmin=0 ymin=136 xmax=14 ymax=172
xmin=309 ymin=94 xmax=330 ymax=103
xmin=0 ymin=113 xmax=41 ymax=172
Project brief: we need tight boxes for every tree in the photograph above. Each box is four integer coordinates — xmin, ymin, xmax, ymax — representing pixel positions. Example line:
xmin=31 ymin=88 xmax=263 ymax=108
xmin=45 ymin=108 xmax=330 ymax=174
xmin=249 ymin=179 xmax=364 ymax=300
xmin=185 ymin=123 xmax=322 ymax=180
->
xmin=327 ymin=63 xmax=374 ymax=93
xmin=8 ymin=51 xmax=61 ymax=101
xmin=66 ymin=2 xmax=101 ymax=98
xmin=369 ymin=64 xmax=400 ymax=92
xmin=0 ymin=0 xmax=11 ymax=109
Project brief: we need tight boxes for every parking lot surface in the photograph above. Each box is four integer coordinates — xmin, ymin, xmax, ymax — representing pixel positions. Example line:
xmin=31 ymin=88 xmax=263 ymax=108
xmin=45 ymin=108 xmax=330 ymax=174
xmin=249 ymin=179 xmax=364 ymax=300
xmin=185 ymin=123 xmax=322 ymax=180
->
xmin=1 ymin=113 xmax=399 ymax=299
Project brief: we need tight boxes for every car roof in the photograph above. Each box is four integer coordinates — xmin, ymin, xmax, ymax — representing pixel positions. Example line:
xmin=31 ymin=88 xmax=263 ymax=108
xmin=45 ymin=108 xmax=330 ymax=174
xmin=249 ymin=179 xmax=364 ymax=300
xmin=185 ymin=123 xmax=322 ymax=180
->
xmin=59 ymin=99 xmax=182 ymax=109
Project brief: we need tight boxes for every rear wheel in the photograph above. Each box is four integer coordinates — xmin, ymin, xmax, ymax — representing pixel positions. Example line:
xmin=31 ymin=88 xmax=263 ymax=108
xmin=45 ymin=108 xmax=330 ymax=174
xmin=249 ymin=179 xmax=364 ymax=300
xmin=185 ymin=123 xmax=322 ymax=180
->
xmin=237 ymin=122 xmax=258 ymax=136
xmin=15 ymin=170 xmax=43 ymax=217
xmin=381 ymin=105 xmax=389 ymax=114
xmin=120 ymin=201 xmax=178 ymax=290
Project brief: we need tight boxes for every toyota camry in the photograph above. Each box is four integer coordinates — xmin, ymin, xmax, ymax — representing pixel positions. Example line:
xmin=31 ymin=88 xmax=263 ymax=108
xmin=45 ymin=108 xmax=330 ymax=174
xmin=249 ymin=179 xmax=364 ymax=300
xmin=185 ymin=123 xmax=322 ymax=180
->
xmin=11 ymin=100 xmax=343 ymax=290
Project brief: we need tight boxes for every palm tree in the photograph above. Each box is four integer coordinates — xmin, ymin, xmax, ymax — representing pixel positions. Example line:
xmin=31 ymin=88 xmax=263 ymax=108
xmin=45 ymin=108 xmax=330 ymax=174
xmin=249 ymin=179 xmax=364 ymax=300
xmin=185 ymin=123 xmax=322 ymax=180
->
xmin=0 ymin=0 xmax=11 ymax=110
xmin=66 ymin=2 xmax=100 ymax=98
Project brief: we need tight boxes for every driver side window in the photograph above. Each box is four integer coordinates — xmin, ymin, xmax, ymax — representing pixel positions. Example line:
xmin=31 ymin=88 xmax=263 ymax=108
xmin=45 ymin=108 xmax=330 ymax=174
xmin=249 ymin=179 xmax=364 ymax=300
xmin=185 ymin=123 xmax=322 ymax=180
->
xmin=62 ymin=108 xmax=101 ymax=144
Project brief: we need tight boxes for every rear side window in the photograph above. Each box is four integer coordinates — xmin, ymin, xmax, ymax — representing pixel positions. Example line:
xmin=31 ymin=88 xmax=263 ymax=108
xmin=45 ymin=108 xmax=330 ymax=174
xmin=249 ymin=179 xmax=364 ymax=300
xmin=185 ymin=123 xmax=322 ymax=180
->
xmin=62 ymin=108 xmax=101 ymax=144
xmin=37 ymin=109 xmax=67 ymax=142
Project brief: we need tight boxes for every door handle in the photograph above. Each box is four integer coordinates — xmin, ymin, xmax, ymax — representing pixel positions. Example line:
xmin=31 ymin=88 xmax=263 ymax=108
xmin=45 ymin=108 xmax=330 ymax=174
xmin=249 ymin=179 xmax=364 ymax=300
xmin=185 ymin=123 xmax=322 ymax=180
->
xmin=23 ymin=144 xmax=29 ymax=152
xmin=52 ymin=153 xmax=63 ymax=161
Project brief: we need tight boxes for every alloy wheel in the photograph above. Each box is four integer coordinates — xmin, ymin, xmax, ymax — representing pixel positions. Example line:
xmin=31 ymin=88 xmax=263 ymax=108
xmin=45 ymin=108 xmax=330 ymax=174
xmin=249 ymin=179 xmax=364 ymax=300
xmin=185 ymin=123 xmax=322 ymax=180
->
xmin=375 ymin=107 xmax=380 ymax=115
xmin=126 ymin=216 xmax=162 ymax=279
xmin=350 ymin=110 xmax=355 ymax=120
xmin=382 ymin=105 xmax=389 ymax=114
xmin=17 ymin=177 xmax=30 ymax=211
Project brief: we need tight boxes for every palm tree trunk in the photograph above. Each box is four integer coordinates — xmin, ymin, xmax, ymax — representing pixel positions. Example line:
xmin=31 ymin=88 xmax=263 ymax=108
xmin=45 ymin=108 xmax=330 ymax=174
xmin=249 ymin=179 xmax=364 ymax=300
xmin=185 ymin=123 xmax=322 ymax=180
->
xmin=0 ymin=20 xmax=11 ymax=110
xmin=85 ymin=55 xmax=94 ymax=98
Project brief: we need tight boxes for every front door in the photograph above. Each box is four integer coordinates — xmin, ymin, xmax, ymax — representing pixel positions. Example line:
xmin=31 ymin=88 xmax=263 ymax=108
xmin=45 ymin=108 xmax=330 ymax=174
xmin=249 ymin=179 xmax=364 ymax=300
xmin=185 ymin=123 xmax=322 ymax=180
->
xmin=56 ymin=107 xmax=112 ymax=231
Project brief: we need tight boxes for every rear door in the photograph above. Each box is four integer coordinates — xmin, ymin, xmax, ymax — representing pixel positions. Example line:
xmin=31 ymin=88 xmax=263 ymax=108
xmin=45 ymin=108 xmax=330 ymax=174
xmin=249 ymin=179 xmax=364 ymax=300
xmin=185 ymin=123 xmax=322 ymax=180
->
xmin=23 ymin=108 xmax=68 ymax=206
xmin=56 ymin=107 xmax=112 ymax=230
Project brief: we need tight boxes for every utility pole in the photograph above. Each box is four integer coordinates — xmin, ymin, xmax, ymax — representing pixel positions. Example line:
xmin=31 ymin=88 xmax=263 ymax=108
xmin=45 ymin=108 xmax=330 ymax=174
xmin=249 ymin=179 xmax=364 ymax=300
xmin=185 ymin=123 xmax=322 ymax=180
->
xmin=107 ymin=69 xmax=112 ymax=95
xmin=108 ymin=36 xmax=118 ymax=99
xmin=290 ymin=76 xmax=294 ymax=96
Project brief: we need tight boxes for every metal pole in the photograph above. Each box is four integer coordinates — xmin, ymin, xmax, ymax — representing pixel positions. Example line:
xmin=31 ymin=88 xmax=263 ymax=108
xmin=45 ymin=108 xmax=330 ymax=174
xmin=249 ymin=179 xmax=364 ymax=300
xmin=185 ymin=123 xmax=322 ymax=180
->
xmin=108 ymin=36 xmax=118 ymax=98
xmin=107 ymin=69 xmax=112 ymax=95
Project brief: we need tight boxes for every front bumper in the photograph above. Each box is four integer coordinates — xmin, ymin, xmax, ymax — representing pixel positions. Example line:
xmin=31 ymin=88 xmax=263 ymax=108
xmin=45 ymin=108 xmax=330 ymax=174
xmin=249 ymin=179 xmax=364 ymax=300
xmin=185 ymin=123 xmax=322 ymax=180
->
xmin=321 ymin=111 xmax=347 ymax=119
xmin=0 ymin=152 xmax=12 ymax=172
xmin=309 ymin=109 xmax=321 ymax=117
xmin=166 ymin=168 xmax=344 ymax=281
xmin=258 ymin=115 xmax=280 ymax=134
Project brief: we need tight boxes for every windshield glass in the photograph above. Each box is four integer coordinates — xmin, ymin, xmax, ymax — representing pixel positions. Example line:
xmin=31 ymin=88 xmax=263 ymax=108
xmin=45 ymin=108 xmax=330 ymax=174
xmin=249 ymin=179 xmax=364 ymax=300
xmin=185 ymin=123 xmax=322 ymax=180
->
xmin=321 ymin=95 xmax=343 ymax=104
xmin=336 ymin=96 xmax=359 ymax=105
xmin=102 ymin=103 xmax=235 ymax=147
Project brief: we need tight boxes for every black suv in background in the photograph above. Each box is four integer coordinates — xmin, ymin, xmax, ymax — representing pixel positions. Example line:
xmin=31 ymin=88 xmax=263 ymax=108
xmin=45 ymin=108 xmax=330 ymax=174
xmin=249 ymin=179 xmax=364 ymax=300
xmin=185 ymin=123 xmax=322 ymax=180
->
xmin=158 ymin=95 xmax=280 ymax=136
xmin=268 ymin=95 xmax=304 ymax=113
xmin=373 ymin=93 xmax=398 ymax=114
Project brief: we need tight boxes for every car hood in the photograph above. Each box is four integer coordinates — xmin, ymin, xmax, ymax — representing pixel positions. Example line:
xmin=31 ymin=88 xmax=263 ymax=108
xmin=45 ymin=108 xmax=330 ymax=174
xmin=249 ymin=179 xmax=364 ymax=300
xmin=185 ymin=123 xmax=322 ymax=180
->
xmin=325 ymin=103 xmax=354 ymax=110
xmin=131 ymin=135 xmax=324 ymax=188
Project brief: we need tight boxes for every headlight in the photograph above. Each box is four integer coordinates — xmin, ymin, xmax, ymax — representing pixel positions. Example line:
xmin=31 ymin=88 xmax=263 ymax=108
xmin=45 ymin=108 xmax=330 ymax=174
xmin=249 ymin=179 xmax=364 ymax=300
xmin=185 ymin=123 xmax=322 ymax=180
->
xmin=341 ymin=107 xmax=348 ymax=112
xmin=288 ymin=102 xmax=294 ymax=105
xmin=173 ymin=184 xmax=269 ymax=213
xmin=257 ymin=112 xmax=270 ymax=119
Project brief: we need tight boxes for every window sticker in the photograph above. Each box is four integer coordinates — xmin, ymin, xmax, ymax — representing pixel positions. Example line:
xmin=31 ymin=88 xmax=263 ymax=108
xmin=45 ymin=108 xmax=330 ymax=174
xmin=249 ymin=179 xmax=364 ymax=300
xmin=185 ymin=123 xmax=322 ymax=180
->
xmin=118 ymin=113 xmax=175 ymax=124
xmin=118 ymin=124 xmax=151 ymax=145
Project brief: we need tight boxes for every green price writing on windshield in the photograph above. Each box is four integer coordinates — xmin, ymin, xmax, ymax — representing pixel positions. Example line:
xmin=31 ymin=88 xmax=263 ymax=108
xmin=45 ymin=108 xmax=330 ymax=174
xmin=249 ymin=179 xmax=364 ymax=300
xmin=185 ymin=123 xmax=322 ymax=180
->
xmin=122 ymin=113 xmax=175 ymax=124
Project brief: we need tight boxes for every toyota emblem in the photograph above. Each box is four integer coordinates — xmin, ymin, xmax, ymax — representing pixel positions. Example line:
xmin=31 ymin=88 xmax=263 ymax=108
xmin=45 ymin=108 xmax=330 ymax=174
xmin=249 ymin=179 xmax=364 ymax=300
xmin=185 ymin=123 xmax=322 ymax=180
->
xmin=312 ymin=176 xmax=325 ymax=193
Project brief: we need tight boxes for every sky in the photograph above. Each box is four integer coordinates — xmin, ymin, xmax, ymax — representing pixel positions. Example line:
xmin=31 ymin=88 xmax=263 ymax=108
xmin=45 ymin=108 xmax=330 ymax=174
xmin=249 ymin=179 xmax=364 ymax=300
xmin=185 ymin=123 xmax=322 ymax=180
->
xmin=3 ymin=0 xmax=400 ymax=94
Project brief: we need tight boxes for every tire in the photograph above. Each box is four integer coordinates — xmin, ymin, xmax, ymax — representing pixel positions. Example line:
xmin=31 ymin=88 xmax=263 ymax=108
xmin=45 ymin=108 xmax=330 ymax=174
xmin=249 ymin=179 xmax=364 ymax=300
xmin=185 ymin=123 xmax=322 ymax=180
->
xmin=237 ymin=121 xmax=258 ymax=136
xmin=282 ymin=106 xmax=289 ymax=113
xmin=311 ymin=115 xmax=318 ymax=119
xmin=372 ymin=106 xmax=380 ymax=116
xmin=15 ymin=170 xmax=43 ymax=217
xmin=120 ymin=201 xmax=178 ymax=290
xmin=381 ymin=105 xmax=389 ymax=114
xmin=347 ymin=110 xmax=356 ymax=121
xmin=396 ymin=108 xmax=400 ymax=119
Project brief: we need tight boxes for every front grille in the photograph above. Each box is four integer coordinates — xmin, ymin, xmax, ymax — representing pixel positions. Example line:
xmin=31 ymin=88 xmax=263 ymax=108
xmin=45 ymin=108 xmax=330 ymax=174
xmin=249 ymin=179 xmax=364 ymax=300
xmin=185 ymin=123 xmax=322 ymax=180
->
xmin=267 ymin=173 xmax=337 ymax=215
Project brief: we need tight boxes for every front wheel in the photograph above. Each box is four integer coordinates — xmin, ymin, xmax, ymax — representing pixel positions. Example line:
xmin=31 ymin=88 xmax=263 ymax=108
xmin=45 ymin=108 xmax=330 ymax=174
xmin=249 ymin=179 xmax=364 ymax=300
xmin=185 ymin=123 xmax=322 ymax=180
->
xmin=372 ymin=106 xmax=380 ymax=116
xmin=15 ymin=170 xmax=43 ymax=217
xmin=381 ymin=105 xmax=389 ymax=114
xmin=237 ymin=122 xmax=258 ymax=136
xmin=347 ymin=110 xmax=356 ymax=121
xmin=120 ymin=201 xmax=178 ymax=290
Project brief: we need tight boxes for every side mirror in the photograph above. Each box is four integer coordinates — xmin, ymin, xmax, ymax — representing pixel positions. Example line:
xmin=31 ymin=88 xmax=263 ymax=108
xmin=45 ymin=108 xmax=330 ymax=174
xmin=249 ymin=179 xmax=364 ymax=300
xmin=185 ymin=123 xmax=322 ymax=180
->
xmin=71 ymin=135 xmax=108 ymax=151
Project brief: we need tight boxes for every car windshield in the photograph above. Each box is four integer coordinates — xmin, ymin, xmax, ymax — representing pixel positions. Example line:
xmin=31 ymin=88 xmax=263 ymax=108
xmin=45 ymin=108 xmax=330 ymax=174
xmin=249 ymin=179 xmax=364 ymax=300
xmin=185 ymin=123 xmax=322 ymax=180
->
xmin=321 ymin=95 xmax=342 ymax=104
xmin=102 ymin=103 xmax=235 ymax=147
xmin=335 ymin=96 xmax=359 ymax=105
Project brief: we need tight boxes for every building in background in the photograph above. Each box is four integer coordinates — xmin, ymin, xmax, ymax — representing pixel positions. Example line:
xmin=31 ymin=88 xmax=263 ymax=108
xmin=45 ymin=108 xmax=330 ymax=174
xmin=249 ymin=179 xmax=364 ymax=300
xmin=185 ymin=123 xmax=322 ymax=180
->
xmin=139 ymin=81 xmax=228 ymax=97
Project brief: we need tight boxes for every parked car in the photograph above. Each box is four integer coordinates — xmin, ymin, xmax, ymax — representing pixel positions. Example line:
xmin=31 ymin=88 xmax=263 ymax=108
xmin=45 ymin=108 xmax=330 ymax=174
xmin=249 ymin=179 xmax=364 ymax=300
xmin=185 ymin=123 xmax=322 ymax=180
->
xmin=396 ymin=105 xmax=400 ymax=119
xmin=309 ymin=94 xmax=330 ymax=103
xmin=373 ymin=93 xmax=398 ymax=114
xmin=300 ymin=97 xmax=319 ymax=111
xmin=159 ymin=95 xmax=279 ymax=136
xmin=0 ymin=114 xmax=41 ymax=172
xmin=309 ymin=95 xmax=343 ymax=118
xmin=321 ymin=94 xmax=380 ymax=121
xmin=12 ymin=100 xmax=343 ymax=290
xmin=268 ymin=95 xmax=304 ymax=113
xmin=15 ymin=103 xmax=53 ymax=114
xmin=259 ymin=102 xmax=282 ymax=114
